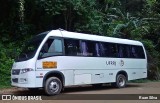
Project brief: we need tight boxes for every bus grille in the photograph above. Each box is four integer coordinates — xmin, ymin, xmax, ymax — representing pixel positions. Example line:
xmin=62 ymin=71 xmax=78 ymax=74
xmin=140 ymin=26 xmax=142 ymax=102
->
xmin=12 ymin=69 xmax=20 ymax=75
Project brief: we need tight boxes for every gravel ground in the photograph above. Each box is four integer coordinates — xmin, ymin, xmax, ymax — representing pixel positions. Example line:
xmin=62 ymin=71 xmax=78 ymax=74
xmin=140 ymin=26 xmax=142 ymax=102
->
xmin=0 ymin=82 xmax=160 ymax=103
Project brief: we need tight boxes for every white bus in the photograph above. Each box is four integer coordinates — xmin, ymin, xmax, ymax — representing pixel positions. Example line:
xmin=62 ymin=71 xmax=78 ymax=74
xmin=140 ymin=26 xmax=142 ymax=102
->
xmin=11 ymin=29 xmax=147 ymax=95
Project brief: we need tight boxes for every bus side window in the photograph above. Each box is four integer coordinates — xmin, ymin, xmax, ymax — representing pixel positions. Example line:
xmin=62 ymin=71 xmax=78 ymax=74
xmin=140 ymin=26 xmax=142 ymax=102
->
xmin=117 ymin=44 xmax=130 ymax=58
xmin=81 ymin=41 xmax=99 ymax=57
xmin=100 ymin=42 xmax=109 ymax=57
xmin=130 ymin=46 xmax=138 ymax=58
xmin=118 ymin=45 xmax=123 ymax=58
xmin=39 ymin=38 xmax=63 ymax=58
xmin=136 ymin=46 xmax=145 ymax=59
xmin=81 ymin=41 xmax=93 ymax=56
xmin=87 ymin=41 xmax=100 ymax=57
xmin=81 ymin=41 xmax=88 ymax=56
xmin=125 ymin=45 xmax=130 ymax=58
xmin=131 ymin=46 xmax=145 ymax=59
xmin=64 ymin=39 xmax=80 ymax=56
xmin=109 ymin=43 xmax=117 ymax=57
xmin=95 ymin=43 xmax=101 ymax=57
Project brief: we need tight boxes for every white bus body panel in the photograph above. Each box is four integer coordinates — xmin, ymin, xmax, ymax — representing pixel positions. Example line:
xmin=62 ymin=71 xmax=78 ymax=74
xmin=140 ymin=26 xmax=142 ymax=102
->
xmin=11 ymin=30 xmax=147 ymax=88
xmin=35 ymin=56 xmax=147 ymax=86
xmin=11 ymin=58 xmax=36 ymax=87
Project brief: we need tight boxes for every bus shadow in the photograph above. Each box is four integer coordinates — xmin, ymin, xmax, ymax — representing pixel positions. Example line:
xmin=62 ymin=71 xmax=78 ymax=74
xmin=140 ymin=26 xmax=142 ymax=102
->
xmin=127 ymin=83 xmax=142 ymax=88
xmin=62 ymin=83 xmax=141 ymax=93
xmin=11 ymin=83 xmax=141 ymax=95
xmin=62 ymin=85 xmax=112 ymax=93
xmin=11 ymin=88 xmax=46 ymax=96
xmin=12 ymin=86 xmax=112 ymax=95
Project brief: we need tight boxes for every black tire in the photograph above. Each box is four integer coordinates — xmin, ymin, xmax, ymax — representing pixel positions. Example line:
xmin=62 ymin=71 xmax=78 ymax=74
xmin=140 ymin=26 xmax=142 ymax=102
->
xmin=112 ymin=74 xmax=127 ymax=88
xmin=44 ymin=77 xmax=62 ymax=96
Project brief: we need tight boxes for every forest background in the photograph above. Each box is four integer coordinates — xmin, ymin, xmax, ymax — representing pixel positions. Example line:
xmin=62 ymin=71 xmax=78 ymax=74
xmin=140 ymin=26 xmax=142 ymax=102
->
xmin=0 ymin=0 xmax=160 ymax=87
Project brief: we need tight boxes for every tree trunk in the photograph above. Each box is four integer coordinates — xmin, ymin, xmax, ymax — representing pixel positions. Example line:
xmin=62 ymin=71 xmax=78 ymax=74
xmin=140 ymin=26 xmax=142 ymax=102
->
xmin=18 ymin=0 xmax=25 ymax=24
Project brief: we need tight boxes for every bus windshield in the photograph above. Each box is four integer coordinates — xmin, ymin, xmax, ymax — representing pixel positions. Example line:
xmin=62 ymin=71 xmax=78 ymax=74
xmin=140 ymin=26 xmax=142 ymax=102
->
xmin=15 ymin=34 xmax=47 ymax=62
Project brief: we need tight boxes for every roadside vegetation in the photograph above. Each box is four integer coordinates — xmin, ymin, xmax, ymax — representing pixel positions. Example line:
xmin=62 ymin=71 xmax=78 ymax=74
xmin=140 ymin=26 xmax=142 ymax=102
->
xmin=0 ymin=0 xmax=160 ymax=88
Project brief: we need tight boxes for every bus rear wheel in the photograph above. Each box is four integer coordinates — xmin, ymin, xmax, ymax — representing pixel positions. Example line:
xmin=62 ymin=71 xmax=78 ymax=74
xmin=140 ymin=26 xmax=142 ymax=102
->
xmin=112 ymin=74 xmax=127 ymax=88
xmin=44 ymin=77 xmax=62 ymax=96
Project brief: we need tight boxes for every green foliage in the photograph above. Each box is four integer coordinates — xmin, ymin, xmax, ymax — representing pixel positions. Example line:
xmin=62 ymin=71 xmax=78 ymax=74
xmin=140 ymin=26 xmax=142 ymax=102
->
xmin=0 ymin=0 xmax=160 ymax=88
xmin=0 ymin=43 xmax=14 ymax=86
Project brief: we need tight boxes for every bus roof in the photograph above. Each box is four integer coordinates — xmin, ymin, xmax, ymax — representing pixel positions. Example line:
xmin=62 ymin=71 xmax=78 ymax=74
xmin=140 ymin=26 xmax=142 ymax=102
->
xmin=48 ymin=29 xmax=143 ymax=46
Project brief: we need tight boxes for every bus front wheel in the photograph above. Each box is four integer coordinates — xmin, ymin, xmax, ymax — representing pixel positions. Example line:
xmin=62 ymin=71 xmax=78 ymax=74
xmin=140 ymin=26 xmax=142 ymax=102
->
xmin=44 ymin=77 xmax=62 ymax=96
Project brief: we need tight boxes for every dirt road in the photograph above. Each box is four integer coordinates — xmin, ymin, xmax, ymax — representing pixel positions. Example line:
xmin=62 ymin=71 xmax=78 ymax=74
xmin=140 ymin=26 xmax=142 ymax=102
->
xmin=0 ymin=82 xmax=160 ymax=103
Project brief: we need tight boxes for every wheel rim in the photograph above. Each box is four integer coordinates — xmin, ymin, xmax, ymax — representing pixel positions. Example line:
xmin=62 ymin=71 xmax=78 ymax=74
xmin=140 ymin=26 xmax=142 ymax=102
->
xmin=118 ymin=77 xmax=125 ymax=87
xmin=49 ymin=81 xmax=59 ymax=93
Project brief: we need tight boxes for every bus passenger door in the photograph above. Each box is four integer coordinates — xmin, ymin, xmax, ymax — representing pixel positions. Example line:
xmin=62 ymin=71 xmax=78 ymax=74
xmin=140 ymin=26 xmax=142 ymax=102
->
xmin=35 ymin=37 xmax=63 ymax=86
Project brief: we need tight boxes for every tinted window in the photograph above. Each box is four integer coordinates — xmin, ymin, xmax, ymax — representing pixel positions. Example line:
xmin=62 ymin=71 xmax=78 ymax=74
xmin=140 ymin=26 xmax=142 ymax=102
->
xmin=137 ymin=46 xmax=145 ymax=59
xmin=64 ymin=39 xmax=81 ymax=56
xmin=117 ymin=44 xmax=130 ymax=58
xmin=109 ymin=43 xmax=117 ymax=57
xmin=100 ymin=42 xmax=117 ymax=57
xmin=100 ymin=43 xmax=110 ymax=57
xmin=63 ymin=38 xmax=145 ymax=59
xmin=16 ymin=34 xmax=47 ymax=62
xmin=130 ymin=45 xmax=145 ymax=59
xmin=81 ymin=41 xmax=101 ymax=57
xmin=39 ymin=38 xmax=63 ymax=58
xmin=95 ymin=42 xmax=101 ymax=57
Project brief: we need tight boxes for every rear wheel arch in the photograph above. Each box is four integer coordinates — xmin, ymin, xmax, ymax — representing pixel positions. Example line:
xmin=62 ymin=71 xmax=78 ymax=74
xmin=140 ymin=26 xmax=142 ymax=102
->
xmin=116 ymin=70 xmax=128 ymax=81
xmin=112 ymin=70 xmax=128 ymax=88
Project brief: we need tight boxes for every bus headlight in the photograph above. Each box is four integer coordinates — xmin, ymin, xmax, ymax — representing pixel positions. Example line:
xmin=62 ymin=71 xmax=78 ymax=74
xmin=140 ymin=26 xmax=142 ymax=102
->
xmin=21 ymin=68 xmax=34 ymax=74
